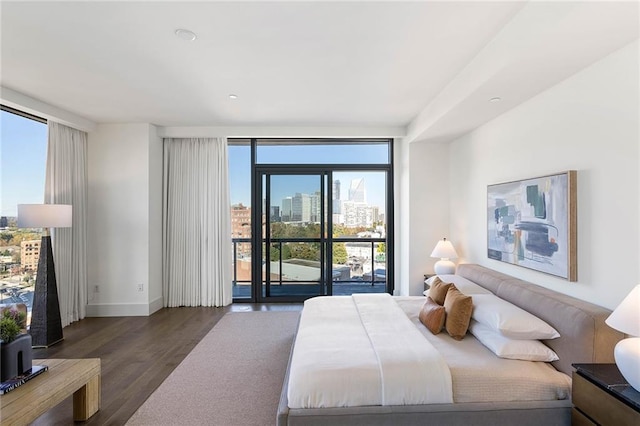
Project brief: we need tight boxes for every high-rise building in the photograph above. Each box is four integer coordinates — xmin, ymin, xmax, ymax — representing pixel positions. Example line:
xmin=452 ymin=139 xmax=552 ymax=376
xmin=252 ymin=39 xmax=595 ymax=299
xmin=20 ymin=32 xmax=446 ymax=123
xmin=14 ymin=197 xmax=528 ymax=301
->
xmin=292 ymin=193 xmax=311 ymax=222
xmin=281 ymin=197 xmax=293 ymax=222
xmin=270 ymin=206 xmax=281 ymax=222
xmin=349 ymin=178 xmax=366 ymax=203
xmin=332 ymin=180 xmax=341 ymax=214
xmin=0 ymin=217 xmax=7 ymax=228
xmin=310 ymin=191 xmax=321 ymax=222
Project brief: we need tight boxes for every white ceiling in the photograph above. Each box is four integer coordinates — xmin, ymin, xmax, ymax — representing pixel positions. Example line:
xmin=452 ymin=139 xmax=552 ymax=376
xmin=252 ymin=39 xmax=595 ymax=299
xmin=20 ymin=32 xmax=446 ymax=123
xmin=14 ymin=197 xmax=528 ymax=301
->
xmin=1 ymin=1 xmax=638 ymax=142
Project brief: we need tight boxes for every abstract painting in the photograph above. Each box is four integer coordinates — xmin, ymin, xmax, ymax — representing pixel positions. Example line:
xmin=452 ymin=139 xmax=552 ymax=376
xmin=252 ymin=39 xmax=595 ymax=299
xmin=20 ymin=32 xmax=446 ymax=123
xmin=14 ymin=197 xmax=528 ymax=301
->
xmin=487 ymin=171 xmax=577 ymax=281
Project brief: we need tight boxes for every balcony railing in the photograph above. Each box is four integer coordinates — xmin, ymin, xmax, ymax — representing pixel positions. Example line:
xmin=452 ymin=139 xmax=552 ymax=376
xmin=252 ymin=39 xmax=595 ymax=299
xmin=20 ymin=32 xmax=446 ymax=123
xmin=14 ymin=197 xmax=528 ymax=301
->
xmin=232 ymin=237 xmax=386 ymax=298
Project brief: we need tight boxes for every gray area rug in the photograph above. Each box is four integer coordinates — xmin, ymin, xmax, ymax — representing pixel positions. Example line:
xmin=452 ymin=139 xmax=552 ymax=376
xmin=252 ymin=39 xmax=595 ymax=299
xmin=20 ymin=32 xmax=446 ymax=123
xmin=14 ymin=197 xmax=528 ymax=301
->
xmin=127 ymin=311 xmax=299 ymax=426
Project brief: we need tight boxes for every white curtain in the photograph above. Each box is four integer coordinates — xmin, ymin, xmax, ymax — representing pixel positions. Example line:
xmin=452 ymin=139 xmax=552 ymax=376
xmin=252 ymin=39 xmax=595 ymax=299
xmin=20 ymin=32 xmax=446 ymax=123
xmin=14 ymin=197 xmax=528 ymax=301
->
xmin=162 ymin=137 xmax=232 ymax=307
xmin=45 ymin=121 xmax=88 ymax=327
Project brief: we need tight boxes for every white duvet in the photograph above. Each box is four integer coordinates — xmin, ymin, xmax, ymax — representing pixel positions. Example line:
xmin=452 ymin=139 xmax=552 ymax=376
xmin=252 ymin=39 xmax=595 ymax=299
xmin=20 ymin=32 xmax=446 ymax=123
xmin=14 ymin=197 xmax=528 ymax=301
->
xmin=287 ymin=294 xmax=453 ymax=409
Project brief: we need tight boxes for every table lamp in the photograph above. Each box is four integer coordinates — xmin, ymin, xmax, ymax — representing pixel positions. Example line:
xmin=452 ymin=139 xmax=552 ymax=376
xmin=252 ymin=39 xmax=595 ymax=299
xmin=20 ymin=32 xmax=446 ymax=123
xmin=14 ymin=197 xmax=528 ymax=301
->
xmin=17 ymin=204 xmax=72 ymax=347
xmin=605 ymin=284 xmax=640 ymax=391
xmin=430 ymin=238 xmax=458 ymax=275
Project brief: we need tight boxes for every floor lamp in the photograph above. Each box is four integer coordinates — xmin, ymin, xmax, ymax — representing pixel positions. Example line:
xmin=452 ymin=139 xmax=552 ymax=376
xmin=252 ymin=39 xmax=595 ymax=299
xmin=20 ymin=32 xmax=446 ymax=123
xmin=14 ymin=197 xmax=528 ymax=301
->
xmin=17 ymin=204 xmax=72 ymax=348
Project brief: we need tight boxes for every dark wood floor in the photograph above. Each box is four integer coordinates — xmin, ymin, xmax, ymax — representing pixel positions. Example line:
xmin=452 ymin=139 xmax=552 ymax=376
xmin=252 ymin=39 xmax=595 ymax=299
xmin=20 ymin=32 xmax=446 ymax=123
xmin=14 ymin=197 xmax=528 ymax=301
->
xmin=30 ymin=303 xmax=301 ymax=425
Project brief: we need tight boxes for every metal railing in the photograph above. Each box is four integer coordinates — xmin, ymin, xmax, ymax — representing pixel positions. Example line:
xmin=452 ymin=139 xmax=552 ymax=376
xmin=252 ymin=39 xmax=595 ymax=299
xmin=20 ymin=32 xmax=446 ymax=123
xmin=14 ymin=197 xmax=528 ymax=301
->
xmin=231 ymin=237 xmax=386 ymax=288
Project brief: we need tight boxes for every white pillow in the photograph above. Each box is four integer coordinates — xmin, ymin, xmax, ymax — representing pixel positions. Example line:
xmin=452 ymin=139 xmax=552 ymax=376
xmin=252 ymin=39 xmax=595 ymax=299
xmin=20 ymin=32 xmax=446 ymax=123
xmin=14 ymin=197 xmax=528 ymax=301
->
xmin=471 ymin=293 xmax=560 ymax=340
xmin=425 ymin=275 xmax=492 ymax=295
xmin=468 ymin=320 xmax=559 ymax=362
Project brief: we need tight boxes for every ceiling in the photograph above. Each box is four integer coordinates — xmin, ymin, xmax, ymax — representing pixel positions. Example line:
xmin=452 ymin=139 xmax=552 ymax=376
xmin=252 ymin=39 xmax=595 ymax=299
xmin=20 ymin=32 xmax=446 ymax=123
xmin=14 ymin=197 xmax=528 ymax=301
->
xmin=1 ymin=1 xmax=638 ymax=142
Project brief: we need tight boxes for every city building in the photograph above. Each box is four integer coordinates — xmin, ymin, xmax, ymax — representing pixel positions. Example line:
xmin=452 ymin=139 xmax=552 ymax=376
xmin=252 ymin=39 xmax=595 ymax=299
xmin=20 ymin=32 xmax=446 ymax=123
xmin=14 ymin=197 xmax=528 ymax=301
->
xmin=348 ymin=178 xmax=366 ymax=203
xmin=281 ymin=197 xmax=292 ymax=222
xmin=231 ymin=204 xmax=251 ymax=256
xmin=270 ymin=206 xmax=280 ymax=222
xmin=291 ymin=193 xmax=310 ymax=222
xmin=342 ymin=201 xmax=378 ymax=228
xmin=309 ymin=191 xmax=321 ymax=223
xmin=20 ymin=240 xmax=41 ymax=272
xmin=332 ymin=180 xmax=341 ymax=214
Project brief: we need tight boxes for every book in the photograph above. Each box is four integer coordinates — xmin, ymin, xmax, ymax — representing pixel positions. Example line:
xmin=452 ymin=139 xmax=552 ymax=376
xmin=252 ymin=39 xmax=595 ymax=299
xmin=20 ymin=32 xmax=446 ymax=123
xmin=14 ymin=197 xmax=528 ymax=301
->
xmin=0 ymin=365 xmax=48 ymax=395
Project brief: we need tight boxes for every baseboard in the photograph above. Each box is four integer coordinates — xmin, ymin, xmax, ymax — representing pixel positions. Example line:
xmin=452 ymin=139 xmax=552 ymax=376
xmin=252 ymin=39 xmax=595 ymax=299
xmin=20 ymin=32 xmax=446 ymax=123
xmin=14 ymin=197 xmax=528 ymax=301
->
xmin=149 ymin=296 xmax=163 ymax=315
xmin=87 ymin=297 xmax=164 ymax=317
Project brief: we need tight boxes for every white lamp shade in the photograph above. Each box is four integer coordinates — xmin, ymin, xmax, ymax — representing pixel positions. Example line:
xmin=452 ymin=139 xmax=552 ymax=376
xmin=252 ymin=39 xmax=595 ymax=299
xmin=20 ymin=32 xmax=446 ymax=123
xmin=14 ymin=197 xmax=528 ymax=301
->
xmin=430 ymin=239 xmax=458 ymax=259
xmin=17 ymin=204 xmax=72 ymax=229
xmin=606 ymin=285 xmax=640 ymax=337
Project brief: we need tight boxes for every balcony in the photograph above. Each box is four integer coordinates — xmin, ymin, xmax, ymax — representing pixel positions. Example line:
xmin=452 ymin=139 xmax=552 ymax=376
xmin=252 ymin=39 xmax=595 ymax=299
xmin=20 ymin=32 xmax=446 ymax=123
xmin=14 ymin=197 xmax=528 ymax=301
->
xmin=232 ymin=237 xmax=387 ymax=299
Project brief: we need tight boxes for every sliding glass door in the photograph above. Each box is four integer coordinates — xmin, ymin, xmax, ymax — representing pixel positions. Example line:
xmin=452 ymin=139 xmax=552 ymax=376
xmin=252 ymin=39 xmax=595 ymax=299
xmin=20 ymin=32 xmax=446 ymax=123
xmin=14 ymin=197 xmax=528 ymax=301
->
xmin=231 ymin=138 xmax=394 ymax=303
xmin=257 ymin=170 xmax=328 ymax=300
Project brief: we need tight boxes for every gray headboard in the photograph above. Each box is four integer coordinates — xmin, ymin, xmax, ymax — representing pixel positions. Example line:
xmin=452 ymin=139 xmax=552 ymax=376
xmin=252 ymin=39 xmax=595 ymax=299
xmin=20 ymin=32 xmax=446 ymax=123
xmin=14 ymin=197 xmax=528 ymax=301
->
xmin=457 ymin=264 xmax=623 ymax=376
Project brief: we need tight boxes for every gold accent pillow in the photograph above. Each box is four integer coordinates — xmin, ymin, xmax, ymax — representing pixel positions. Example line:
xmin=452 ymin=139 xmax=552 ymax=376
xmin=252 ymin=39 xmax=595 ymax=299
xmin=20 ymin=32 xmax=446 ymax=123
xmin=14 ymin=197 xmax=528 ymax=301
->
xmin=443 ymin=285 xmax=473 ymax=340
xmin=419 ymin=297 xmax=446 ymax=335
xmin=428 ymin=277 xmax=452 ymax=305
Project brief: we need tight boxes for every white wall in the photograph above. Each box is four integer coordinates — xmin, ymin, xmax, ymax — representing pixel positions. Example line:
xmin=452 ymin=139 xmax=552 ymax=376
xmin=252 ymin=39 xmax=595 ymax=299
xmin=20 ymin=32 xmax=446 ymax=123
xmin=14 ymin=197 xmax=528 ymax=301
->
xmin=394 ymin=138 xmax=410 ymax=295
xmin=406 ymin=141 xmax=450 ymax=295
xmin=87 ymin=123 xmax=163 ymax=316
xmin=448 ymin=40 xmax=639 ymax=309
xmin=148 ymin=126 xmax=163 ymax=310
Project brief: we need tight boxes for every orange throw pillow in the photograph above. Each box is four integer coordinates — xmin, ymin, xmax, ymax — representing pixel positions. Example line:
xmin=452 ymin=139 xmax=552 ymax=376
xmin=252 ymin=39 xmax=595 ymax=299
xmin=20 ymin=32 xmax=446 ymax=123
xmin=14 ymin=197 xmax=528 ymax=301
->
xmin=419 ymin=297 xmax=446 ymax=335
xmin=443 ymin=285 xmax=473 ymax=340
xmin=428 ymin=277 xmax=452 ymax=305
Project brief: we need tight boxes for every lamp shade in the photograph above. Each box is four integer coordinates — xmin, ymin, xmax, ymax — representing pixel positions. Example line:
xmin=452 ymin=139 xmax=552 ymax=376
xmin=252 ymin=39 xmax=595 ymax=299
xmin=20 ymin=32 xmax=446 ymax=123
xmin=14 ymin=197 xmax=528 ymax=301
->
xmin=430 ymin=238 xmax=458 ymax=259
xmin=17 ymin=204 xmax=72 ymax=229
xmin=606 ymin=285 xmax=640 ymax=337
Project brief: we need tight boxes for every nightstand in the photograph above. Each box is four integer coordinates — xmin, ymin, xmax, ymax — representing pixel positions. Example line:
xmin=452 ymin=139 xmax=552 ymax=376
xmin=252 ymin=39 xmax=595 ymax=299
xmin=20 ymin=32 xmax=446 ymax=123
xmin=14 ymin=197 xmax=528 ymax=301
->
xmin=572 ymin=363 xmax=640 ymax=425
xmin=423 ymin=274 xmax=435 ymax=291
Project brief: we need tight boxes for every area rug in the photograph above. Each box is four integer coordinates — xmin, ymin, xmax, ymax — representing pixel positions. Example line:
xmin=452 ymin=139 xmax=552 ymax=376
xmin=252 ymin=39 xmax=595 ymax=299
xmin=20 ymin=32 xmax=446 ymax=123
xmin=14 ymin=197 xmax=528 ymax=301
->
xmin=126 ymin=311 xmax=299 ymax=426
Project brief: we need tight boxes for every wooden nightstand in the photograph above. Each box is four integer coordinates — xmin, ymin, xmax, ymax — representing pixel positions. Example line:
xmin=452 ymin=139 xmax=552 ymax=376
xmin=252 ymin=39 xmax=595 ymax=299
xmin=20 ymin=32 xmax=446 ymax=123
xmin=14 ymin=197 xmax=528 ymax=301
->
xmin=572 ymin=363 xmax=640 ymax=425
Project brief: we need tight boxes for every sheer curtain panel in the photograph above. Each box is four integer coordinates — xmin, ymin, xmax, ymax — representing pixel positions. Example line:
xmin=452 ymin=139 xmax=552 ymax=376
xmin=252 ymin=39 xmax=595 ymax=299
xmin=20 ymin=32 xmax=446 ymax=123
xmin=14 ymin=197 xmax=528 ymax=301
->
xmin=45 ymin=121 xmax=88 ymax=327
xmin=162 ymin=138 xmax=232 ymax=307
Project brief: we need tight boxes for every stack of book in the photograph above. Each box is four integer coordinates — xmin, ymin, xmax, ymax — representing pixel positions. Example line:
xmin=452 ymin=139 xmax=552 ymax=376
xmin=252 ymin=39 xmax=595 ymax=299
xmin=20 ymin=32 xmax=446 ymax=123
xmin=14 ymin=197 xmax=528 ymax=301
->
xmin=0 ymin=365 xmax=48 ymax=395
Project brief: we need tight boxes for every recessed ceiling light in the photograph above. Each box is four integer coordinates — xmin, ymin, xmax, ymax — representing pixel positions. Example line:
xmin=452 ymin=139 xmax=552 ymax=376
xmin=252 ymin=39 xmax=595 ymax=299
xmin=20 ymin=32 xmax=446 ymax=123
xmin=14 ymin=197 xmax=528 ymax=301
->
xmin=229 ymin=94 xmax=238 ymax=100
xmin=175 ymin=28 xmax=197 ymax=41
xmin=489 ymin=97 xmax=502 ymax=103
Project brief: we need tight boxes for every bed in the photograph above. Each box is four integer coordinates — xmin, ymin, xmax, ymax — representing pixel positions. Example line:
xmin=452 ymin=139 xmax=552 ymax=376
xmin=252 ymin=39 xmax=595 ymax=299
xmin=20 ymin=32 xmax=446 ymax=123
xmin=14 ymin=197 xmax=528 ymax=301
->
xmin=276 ymin=264 xmax=624 ymax=426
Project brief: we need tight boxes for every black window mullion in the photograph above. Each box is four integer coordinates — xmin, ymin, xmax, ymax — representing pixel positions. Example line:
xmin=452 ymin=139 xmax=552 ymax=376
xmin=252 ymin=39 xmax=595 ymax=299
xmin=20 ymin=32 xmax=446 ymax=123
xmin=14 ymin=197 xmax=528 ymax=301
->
xmin=327 ymin=170 xmax=333 ymax=296
xmin=250 ymin=139 xmax=259 ymax=302
xmin=265 ymin=173 xmax=271 ymax=297
xmin=386 ymin=139 xmax=395 ymax=295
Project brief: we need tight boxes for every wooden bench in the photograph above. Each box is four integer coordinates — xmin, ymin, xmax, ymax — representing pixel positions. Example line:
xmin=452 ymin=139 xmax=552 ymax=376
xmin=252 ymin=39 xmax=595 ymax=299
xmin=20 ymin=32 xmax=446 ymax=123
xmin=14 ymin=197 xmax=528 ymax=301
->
xmin=0 ymin=358 xmax=101 ymax=425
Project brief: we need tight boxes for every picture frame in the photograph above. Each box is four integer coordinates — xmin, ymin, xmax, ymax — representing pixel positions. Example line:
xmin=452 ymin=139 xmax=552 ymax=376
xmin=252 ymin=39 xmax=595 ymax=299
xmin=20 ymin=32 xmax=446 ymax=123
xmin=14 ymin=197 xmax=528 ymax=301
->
xmin=487 ymin=171 xmax=577 ymax=281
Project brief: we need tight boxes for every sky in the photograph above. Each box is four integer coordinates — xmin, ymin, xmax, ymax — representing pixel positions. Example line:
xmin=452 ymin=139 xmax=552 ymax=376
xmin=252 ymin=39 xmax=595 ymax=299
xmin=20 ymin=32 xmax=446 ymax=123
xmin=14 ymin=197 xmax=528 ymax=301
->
xmin=0 ymin=110 xmax=48 ymax=217
xmin=0 ymin=110 xmax=387 ymax=216
xmin=228 ymin=144 xmax=389 ymax=209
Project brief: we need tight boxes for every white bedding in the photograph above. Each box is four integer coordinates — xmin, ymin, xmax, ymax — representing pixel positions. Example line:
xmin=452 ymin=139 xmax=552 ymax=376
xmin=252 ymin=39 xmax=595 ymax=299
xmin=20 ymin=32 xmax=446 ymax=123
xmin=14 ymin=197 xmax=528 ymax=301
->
xmin=395 ymin=297 xmax=572 ymax=403
xmin=287 ymin=294 xmax=453 ymax=409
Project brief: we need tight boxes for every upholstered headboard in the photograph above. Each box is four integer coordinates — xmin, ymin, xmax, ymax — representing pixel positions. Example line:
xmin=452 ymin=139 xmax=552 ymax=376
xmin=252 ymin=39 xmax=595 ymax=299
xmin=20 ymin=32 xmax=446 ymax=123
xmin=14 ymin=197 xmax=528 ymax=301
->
xmin=457 ymin=264 xmax=623 ymax=376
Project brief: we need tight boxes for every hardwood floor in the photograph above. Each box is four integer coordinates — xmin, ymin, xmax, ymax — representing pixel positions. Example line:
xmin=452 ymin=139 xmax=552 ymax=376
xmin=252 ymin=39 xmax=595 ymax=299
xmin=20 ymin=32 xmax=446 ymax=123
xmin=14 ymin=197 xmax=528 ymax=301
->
xmin=29 ymin=303 xmax=301 ymax=425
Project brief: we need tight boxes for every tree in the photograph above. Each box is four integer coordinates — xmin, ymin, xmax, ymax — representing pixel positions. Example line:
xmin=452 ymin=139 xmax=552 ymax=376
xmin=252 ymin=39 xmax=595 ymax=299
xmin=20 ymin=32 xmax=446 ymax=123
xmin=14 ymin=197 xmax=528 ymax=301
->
xmin=0 ymin=233 xmax=12 ymax=244
xmin=333 ymin=243 xmax=348 ymax=264
xmin=269 ymin=245 xmax=281 ymax=262
xmin=377 ymin=242 xmax=386 ymax=254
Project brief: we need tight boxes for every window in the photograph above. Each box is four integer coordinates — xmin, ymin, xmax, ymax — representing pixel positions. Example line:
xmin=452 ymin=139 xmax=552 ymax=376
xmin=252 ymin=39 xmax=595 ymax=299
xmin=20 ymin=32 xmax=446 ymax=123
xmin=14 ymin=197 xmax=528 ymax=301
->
xmin=229 ymin=138 xmax=393 ymax=302
xmin=256 ymin=139 xmax=389 ymax=164
xmin=0 ymin=106 xmax=47 ymax=325
xmin=229 ymin=140 xmax=252 ymax=299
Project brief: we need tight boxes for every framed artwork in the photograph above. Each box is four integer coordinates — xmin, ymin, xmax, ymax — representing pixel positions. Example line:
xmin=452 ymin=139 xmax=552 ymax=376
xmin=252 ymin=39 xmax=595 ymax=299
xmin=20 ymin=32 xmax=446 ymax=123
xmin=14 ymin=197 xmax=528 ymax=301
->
xmin=487 ymin=171 xmax=577 ymax=281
